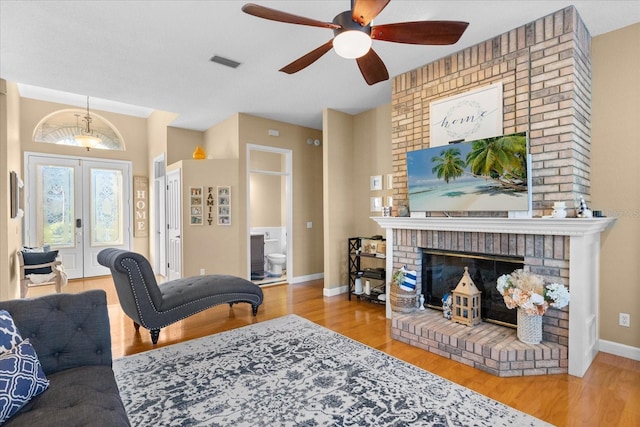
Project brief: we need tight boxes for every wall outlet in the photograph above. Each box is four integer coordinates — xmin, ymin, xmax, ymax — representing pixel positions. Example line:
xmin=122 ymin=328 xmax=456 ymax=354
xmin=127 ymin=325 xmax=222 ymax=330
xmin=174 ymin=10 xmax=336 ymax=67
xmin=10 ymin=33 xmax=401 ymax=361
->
xmin=307 ymin=221 xmax=312 ymax=228
xmin=619 ymin=313 xmax=631 ymax=327
xmin=200 ymin=268 xmax=205 ymax=276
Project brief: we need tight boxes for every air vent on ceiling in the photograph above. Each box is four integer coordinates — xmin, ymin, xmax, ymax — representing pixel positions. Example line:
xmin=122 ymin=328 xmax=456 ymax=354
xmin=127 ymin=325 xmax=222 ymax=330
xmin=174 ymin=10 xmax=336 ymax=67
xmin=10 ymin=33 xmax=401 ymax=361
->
xmin=209 ymin=55 xmax=241 ymax=69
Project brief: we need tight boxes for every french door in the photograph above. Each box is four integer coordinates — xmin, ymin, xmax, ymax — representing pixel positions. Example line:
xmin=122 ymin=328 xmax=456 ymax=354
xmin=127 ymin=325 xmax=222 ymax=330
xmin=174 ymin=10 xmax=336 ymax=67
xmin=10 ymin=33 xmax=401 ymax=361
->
xmin=24 ymin=154 xmax=132 ymax=279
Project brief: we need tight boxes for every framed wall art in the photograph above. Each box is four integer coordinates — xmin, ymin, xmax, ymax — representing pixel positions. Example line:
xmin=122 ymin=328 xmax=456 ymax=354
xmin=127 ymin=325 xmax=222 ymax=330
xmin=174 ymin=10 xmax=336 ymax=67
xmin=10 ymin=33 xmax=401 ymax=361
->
xmin=217 ymin=186 xmax=231 ymax=225
xmin=370 ymin=196 xmax=382 ymax=212
xmin=189 ymin=187 xmax=203 ymax=225
xmin=370 ymin=175 xmax=383 ymax=191
xmin=429 ymin=82 xmax=503 ymax=147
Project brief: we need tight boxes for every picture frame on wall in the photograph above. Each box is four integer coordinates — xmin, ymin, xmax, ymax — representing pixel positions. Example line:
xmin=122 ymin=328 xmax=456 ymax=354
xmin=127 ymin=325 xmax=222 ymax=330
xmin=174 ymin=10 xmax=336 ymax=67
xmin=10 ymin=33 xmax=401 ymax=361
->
xmin=370 ymin=196 xmax=382 ymax=212
xmin=189 ymin=186 xmax=203 ymax=225
xmin=370 ymin=175 xmax=383 ymax=191
xmin=217 ymin=186 xmax=231 ymax=225
xmin=386 ymin=174 xmax=393 ymax=190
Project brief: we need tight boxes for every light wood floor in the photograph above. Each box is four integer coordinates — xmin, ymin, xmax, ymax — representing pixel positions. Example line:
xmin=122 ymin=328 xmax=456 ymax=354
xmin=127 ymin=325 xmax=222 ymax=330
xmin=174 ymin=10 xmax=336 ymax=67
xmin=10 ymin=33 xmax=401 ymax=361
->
xmin=29 ymin=277 xmax=640 ymax=427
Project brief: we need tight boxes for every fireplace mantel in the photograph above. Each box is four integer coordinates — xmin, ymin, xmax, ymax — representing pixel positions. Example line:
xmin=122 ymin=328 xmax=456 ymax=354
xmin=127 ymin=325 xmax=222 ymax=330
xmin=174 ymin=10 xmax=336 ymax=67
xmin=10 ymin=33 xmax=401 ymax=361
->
xmin=372 ymin=216 xmax=616 ymax=377
xmin=372 ymin=216 xmax=616 ymax=237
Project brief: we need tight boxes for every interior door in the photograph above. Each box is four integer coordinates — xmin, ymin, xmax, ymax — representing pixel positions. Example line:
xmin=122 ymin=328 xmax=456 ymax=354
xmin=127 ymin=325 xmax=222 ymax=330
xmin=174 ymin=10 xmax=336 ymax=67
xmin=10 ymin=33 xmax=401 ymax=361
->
xmin=25 ymin=154 xmax=131 ymax=279
xmin=166 ymin=168 xmax=182 ymax=280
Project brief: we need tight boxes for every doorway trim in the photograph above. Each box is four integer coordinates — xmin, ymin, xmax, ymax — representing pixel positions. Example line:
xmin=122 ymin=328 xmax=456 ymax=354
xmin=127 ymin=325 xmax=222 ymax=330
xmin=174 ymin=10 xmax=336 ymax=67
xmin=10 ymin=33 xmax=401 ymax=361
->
xmin=152 ymin=153 xmax=166 ymax=276
xmin=246 ymin=144 xmax=292 ymax=282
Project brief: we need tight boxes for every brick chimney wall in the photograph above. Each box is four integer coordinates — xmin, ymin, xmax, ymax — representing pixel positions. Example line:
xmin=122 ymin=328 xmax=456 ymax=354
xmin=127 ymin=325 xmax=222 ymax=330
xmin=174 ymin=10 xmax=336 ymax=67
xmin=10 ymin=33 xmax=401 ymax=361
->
xmin=391 ymin=6 xmax=591 ymax=218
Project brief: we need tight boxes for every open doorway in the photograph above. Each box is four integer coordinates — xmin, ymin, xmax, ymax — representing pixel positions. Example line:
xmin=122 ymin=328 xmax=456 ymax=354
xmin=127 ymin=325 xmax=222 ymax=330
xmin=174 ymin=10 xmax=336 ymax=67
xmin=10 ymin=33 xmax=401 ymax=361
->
xmin=247 ymin=145 xmax=292 ymax=286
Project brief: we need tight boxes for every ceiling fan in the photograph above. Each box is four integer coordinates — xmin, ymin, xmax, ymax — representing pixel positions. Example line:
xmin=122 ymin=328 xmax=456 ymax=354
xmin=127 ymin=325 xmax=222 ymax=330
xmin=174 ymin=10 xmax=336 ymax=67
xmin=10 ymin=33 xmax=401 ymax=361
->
xmin=242 ymin=0 xmax=469 ymax=85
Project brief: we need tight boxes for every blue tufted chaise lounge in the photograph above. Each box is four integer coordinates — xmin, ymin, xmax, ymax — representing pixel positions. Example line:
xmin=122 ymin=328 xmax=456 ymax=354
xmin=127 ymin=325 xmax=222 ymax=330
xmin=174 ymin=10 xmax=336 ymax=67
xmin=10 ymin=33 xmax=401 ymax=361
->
xmin=97 ymin=248 xmax=264 ymax=344
xmin=0 ymin=290 xmax=129 ymax=426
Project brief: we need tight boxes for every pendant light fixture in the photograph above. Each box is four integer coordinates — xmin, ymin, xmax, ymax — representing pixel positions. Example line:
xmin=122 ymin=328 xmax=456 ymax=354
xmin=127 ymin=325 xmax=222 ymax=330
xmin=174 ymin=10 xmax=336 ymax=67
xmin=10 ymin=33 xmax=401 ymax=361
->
xmin=74 ymin=96 xmax=101 ymax=150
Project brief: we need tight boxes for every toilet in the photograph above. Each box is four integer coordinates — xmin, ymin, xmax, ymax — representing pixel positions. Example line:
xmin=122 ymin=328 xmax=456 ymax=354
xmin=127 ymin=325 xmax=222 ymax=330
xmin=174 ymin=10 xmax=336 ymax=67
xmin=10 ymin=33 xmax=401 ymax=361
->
xmin=266 ymin=253 xmax=286 ymax=275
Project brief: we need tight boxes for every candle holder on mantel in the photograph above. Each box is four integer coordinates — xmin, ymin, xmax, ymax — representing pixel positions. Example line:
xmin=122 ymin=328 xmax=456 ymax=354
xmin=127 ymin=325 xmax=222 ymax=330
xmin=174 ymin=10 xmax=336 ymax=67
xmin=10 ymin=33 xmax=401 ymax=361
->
xmin=451 ymin=267 xmax=482 ymax=326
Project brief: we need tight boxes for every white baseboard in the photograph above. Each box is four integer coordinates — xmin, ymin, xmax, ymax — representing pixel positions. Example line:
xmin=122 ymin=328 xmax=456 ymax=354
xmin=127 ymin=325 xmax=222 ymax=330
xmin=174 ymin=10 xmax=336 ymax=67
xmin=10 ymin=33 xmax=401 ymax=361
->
xmin=323 ymin=285 xmax=348 ymax=297
xmin=599 ymin=339 xmax=640 ymax=361
xmin=289 ymin=273 xmax=323 ymax=284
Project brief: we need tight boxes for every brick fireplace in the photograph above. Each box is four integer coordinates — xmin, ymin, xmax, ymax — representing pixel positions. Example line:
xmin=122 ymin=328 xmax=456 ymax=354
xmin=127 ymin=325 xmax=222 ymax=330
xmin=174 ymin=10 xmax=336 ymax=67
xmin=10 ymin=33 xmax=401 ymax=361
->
xmin=374 ymin=216 xmax=614 ymax=377
xmin=372 ymin=7 xmax=618 ymax=377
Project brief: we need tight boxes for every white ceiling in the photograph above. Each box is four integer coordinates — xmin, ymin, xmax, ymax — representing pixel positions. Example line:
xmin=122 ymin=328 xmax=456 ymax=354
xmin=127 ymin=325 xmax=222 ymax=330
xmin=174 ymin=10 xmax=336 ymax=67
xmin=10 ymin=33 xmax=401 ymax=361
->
xmin=1 ymin=1 xmax=639 ymax=131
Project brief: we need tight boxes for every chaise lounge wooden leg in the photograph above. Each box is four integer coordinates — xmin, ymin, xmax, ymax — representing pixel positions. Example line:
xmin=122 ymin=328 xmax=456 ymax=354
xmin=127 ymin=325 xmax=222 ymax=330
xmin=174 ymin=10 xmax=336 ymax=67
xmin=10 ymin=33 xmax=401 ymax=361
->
xmin=150 ymin=329 xmax=160 ymax=345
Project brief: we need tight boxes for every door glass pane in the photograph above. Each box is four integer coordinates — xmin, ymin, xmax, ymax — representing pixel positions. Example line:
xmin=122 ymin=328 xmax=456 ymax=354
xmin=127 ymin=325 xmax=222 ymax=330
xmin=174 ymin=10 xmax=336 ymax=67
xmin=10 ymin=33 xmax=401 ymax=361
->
xmin=37 ymin=165 xmax=75 ymax=248
xmin=91 ymin=168 xmax=123 ymax=246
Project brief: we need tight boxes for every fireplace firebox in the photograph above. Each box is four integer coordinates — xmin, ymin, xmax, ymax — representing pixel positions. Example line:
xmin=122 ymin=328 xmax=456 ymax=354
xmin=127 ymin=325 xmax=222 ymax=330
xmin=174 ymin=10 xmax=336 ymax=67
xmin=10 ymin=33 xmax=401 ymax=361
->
xmin=422 ymin=249 xmax=523 ymax=327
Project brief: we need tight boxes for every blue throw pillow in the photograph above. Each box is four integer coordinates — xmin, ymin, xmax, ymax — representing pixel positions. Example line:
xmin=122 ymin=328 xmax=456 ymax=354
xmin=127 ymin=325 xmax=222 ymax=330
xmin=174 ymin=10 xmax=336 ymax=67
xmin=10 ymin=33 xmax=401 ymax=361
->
xmin=0 ymin=340 xmax=49 ymax=423
xmin=0 ymin=311 xmax=22 ymax=353
xmin=21 ymin=250 xmax=59 ymax=275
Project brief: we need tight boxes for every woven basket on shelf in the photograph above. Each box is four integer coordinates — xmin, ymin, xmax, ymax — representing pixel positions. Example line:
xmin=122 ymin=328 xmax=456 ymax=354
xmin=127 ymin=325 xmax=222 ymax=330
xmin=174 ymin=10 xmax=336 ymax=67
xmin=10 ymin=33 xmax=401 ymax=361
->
xmin=517 ymin=308 xmax=542 ymax=344
xmin=390 ymin=281 xmax=418 ymax=313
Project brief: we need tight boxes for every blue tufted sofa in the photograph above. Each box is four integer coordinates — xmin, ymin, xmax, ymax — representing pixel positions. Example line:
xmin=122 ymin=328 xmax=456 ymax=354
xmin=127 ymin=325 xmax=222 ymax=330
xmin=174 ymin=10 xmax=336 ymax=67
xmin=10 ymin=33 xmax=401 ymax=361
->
xmin=0 ymin=290 xmax=129 ymax=426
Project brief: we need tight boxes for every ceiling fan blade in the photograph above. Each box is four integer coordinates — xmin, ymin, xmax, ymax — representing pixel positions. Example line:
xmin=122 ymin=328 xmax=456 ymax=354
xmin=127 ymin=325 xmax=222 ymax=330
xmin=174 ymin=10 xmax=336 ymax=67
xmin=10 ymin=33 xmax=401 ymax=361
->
xmin=372 ymin=21 xmax=469 ymax=45
xmin=242 ymin=3 xmax=340 ymax=29
xmin=352 ymin=0 xmax=390 ymax=27
xmin=279 ymin=40 xmax=334 ymax=74
xmin=356 ymin=48 xmax=389 ymax=86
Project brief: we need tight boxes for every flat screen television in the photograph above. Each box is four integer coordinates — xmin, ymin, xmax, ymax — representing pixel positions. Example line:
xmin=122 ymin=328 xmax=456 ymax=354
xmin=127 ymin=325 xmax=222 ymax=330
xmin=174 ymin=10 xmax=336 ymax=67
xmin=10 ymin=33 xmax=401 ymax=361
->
xmin=407 ymin=132 xmax=530 ymax=212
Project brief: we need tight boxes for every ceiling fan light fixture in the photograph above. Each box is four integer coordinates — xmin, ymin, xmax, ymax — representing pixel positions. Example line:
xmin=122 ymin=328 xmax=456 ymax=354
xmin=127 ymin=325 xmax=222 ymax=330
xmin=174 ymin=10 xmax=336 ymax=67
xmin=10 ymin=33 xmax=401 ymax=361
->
xmin=333 ymin=30 xmax=372 ymax=59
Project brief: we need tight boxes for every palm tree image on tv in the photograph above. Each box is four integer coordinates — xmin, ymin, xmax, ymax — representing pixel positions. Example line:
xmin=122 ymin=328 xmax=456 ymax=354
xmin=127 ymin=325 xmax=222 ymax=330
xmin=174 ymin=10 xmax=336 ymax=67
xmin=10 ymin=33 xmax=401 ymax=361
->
xmin=407 ymin=132 xmax=529 ymax=211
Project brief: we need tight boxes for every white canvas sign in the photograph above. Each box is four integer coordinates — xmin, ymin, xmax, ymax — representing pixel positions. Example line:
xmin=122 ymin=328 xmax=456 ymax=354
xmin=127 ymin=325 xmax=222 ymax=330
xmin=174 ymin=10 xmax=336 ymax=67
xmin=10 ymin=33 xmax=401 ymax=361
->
xmin=429 ymin=82 xmax=503 ymax=147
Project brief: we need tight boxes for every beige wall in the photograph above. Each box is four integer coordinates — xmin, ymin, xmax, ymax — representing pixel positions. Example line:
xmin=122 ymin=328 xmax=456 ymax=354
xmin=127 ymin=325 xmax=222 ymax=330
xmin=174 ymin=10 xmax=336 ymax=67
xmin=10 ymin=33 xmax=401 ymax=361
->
xmin=205 ymin=114 xmax=239 ymax=159
xmin=179 ymin=113 xmax=323 ymax=280
xmin=592 ymin=23 xmax=640 ymax=348
xmin=322 ymin=105 xmax=393 ymax=293
xmin=0 ymin=81 xmax=23 ymax=300
xmin=167 ymin=126 xmax=201 ymax=165
xmin=170 ymin=159 xmax=241 ymax=277
xmin=323 ymin=109 xmax=355 ymax=292
xmin=353 ymin=104 xmax=393 ymax=238
xmin=238 ymin=113 xmax=324 ymax=280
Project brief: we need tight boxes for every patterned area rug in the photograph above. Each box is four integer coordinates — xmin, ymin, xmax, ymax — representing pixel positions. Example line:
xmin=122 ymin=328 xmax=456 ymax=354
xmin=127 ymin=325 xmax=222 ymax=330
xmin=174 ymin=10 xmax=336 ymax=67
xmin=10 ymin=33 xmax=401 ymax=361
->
xmin=113 ymin=315 xmax=550 ymax=426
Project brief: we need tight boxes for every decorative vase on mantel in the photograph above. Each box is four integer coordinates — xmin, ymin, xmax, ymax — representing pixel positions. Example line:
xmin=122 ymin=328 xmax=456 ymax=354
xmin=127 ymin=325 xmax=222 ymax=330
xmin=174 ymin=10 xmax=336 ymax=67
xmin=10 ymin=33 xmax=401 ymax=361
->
xmin=517 ymin=308 xmax=543 ymax=344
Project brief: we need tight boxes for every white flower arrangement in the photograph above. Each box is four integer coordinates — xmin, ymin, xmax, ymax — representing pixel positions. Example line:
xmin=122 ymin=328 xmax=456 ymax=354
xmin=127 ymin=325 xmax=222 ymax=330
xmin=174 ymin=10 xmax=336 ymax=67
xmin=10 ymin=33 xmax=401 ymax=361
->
xmin=496 ymin=269 xmax=570 ymax=316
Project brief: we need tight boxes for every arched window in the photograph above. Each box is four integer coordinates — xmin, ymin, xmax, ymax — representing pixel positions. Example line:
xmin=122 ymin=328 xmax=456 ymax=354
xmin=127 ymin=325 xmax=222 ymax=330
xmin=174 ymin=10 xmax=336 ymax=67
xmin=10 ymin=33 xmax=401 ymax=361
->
xmin=33 ymin=108 xmax=125 ymax=151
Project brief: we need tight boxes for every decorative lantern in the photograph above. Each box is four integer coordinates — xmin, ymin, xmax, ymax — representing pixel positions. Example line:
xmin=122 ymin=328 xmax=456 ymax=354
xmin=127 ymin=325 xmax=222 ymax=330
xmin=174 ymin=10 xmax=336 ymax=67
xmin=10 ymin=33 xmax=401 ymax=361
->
xmin=451 ymin=266 xmax=482 ymax=326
